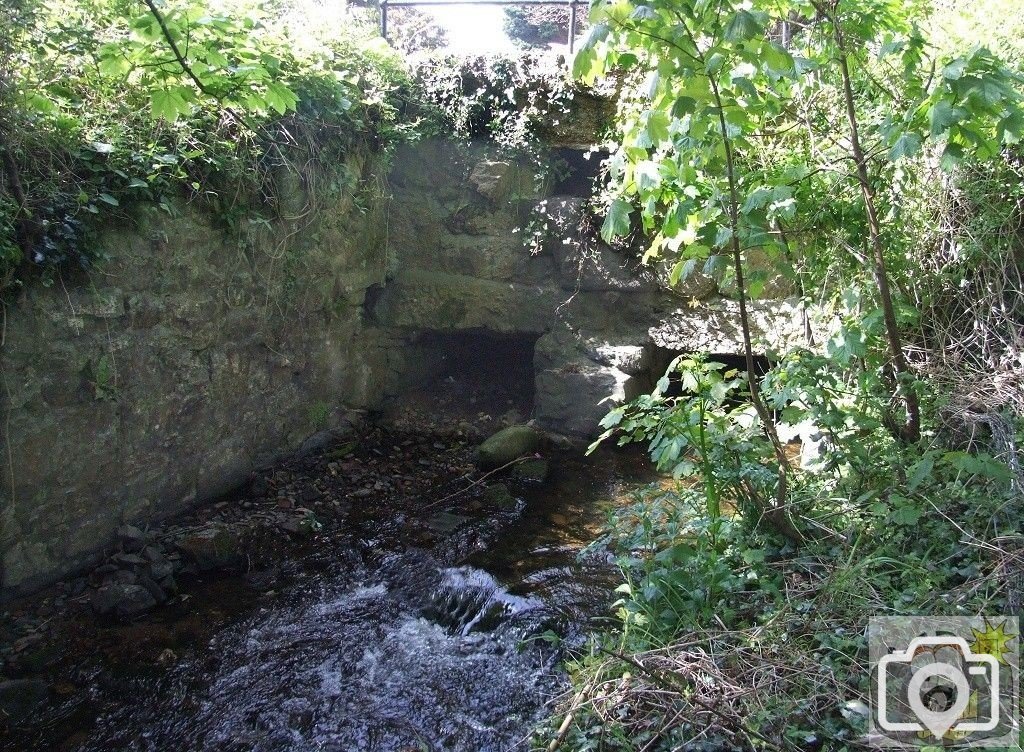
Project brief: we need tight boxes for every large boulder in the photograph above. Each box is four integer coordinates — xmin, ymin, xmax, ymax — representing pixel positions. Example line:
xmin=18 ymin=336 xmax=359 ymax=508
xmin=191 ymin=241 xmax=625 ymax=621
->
xmin=468 ymin=160 xmax=538 ymax=203
xmin=91 ymin=581 xmax=158 ymax=617
xmin=532 ymin=324 xmax=655 ymax=438
xmin=477 ymin=425 xmax=543 ymax=469
xmin=175 ymin=526 xmax=241 ymax=571
xmin=534 ymin=365 xmax=631 ymax=439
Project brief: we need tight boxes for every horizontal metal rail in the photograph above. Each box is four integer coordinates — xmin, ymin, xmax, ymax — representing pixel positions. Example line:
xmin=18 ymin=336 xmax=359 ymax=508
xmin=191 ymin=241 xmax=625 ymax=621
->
xmin=380 ymin=0 xmax=585 ymax=52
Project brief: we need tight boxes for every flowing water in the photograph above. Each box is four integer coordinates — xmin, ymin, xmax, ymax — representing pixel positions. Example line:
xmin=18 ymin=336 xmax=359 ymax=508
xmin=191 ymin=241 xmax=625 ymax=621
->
xmin=52 ymin=449 xmax=658 ymax=752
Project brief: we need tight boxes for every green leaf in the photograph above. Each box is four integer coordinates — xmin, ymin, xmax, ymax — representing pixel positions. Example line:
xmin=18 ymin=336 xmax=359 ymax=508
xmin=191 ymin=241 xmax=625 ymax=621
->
xmin=907 ymin=453 xmax=935 ymax=492
xmin=940 ymin=142 xmax=965 ymax=170
xmin=98 ymin=53 xmax=131 ymax=77
xmin=941 ymin=57 xmax=968 ymax=80
xmin=671 ymin=96 xmax=697 ymax=117
xmin=997 ymin=111 xmax=1024 ymax=144
xmin=703 ymin=254 xmax=727 ymax=280
xmin=601 ymin=199 xmax=633 ymax=242
xmin=635 ymin=161 xmax=661 ymax=190
xmin=630 ymin=5 xmax=658 ymax=20
xmin=265 ymin=81 xmax=298 ymax=115
xmin=888 ymin=132 xmax=922 ymax=161
xmin=669 ymin=258 xmax=697 ymax=286
xmin=151 ymin=87 xmax=189 ymax=122
xmin=928 ymin=99 xmax=963 ymax=136
xmin=890 ymin=503 xmax=923 ymax=526
xmin=645 ymin=110 xmax=670 ymax=145
xmin=97 ymin=193 xmax=119 ymax=206
xmin=724 ymin=10 xmax=763 ymax=42
xmin=943 ymin=451 xmax=1011 ymax=483
xmin=25 ymin=92 xmax=56 ymax=114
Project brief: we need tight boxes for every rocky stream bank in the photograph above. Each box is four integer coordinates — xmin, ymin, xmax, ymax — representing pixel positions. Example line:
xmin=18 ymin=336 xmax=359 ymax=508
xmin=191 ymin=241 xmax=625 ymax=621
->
xmin=0 ymin=401 xmax=659 ymax=751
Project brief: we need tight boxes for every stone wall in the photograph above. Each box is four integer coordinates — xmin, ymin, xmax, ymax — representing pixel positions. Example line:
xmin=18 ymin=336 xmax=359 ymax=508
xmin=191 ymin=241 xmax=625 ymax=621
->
xmin=0 ymin=123 xmax=804 ymax=594
xmin=377 ymin=139 xmax=803 ymax=439
xmin=0 ymin=152 xmax=395 ymax=593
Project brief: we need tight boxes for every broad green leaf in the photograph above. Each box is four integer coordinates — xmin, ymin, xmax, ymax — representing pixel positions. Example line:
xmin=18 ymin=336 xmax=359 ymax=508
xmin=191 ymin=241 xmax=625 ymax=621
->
xmin=25 ymin=93 xmax=56 ymax=114
xmin=928 ymin=99 xmax=963 ymax=136
xmin=630 ymin=5 xmax=658 ymax=20
xmin=890 ymin=503 xmax=923 ymax=526
xmin=940 ymin=142 xmax=965 ymax=170
xmin=888 ymin=132 xmax=922 ymax=161
xmin=151 ymin=87 xmax=189 ymax=121
xmin=907 ymin=453 xmax=934 ymax=492
xmin=941 ymin=57 xmax=968 ymax=80
xmin=724 ymin=10 xmax=763 ymax=42
xmin=265 ymin=81 xmax=298 ymax=115
xmin=997 ymin=111 xmax=1024 ymax=144
xmin=635 ymin=161 xmax=662 ymax=190
xmin=601 ymin=199 xmax=633 ymax=241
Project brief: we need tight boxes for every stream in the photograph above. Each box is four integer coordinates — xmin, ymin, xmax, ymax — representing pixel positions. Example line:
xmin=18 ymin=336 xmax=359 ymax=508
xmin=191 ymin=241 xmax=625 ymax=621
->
xmin=6 ymin=444 xmax=659 ymax=752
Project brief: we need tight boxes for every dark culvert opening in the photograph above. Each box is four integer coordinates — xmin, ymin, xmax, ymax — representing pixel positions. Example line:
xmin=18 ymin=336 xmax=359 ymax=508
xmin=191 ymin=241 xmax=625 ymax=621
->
xmin=361 ymin=282 xmax=387 ymax=325
xmin=399 ymin=329 xmax=540 ymax=425
xmin=650 ymin=348 xmax=772 ymax=400
xmin=551 ymin=148 xmax=609 ymax=197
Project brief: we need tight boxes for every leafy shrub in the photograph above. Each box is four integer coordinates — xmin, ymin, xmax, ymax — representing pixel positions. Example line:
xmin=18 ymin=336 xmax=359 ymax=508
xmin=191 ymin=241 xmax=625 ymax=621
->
xmin=0 ymin=0 xmax=412 ymax=292
xmin=503 ymin=6 xmax=583 ymax=48
xmin=410 ymin=52 xmax=577 ymax=151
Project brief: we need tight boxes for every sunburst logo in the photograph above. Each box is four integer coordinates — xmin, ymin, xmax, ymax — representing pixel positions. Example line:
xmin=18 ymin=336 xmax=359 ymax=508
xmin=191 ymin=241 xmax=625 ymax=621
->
xmin=969 ymin=619 xmax=1017 ymax=666
xmin=870 ymin=616 xmax=1019 ymax=747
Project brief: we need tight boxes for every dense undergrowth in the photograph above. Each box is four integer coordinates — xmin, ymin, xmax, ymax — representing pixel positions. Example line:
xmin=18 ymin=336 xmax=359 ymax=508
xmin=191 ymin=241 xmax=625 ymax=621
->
xmin=0 ymin=0 xmax=585 ymax=298
xmin=534 ymin=0 xmax=1024 ymax=750
xmin=0 ymin=0 xmax=421 ymax=294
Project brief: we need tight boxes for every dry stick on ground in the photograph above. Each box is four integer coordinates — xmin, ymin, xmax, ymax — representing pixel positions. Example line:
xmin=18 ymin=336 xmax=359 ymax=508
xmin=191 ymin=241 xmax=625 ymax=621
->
xmin=596 ymin=647 xmax=784 ymax=752
xmin=422 ymin=454 xmax=536 ymax=510
xmin=546 ymin=675 xmax=599 ymax=752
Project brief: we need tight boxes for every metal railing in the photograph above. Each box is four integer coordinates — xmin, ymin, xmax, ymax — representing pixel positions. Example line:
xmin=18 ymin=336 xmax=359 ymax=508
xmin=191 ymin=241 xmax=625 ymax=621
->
xmin=380 ymin=0 xmax=587 ymax=53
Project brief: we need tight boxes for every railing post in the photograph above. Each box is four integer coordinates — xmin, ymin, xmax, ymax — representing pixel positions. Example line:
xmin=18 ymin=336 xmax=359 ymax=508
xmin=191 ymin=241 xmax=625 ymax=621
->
xmin=381 ymin=0 xmax=389 ymax=42
xmin=568 ymin=0 xmax=577 ymax=53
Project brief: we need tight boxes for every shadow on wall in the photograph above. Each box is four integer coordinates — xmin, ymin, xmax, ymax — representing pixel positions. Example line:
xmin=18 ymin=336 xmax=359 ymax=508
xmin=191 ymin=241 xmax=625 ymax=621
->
xmin=387 ymin=328 xmax=541 ymax=423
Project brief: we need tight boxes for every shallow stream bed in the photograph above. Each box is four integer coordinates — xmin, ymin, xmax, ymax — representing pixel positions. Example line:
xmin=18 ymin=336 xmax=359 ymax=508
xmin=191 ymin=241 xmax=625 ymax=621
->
xmin=3 ymin=437 xmax=660 ymax=752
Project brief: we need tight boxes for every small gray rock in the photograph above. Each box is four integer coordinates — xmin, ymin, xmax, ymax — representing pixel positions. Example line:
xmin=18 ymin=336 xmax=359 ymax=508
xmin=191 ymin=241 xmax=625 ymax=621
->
xmin=482 ymin=483 xmax=518 ymax=509
xmin=175 ymin=526 xmax=241 ymax=571
xmin=113 ymin=552 xmax=147 ymax=567
xmin=116 ymin=524 xmax=146 ymax=552
xmin=513 ymin=457 xmax=550 ymax=482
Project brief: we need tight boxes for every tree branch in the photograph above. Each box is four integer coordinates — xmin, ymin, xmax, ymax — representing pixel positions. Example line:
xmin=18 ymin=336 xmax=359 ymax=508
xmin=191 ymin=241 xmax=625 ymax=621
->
xmin=140 ymin=0 xmax=218 ymax=99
